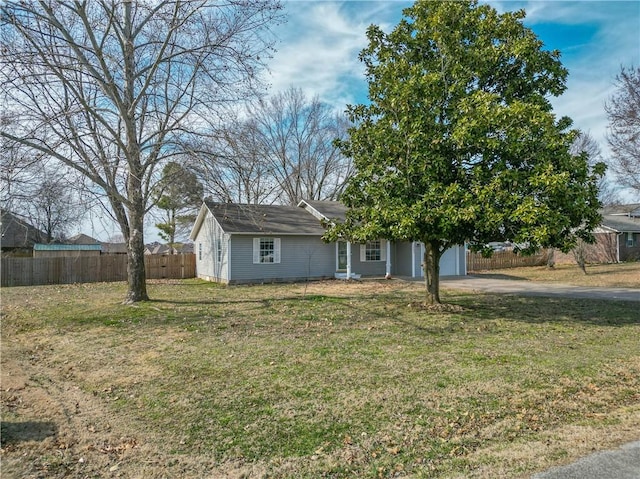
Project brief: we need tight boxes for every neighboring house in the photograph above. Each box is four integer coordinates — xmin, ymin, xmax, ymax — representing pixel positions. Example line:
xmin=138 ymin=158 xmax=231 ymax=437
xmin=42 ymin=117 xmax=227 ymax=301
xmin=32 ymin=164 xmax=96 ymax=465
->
xmin=553 ymin=204 xmax=640 ymax=264
xmin=189 ymin=199 xmax=466 ymax=284
xmin=67 ymin=233 xmax=128 ymax=254
xmin=144 ymin=242 xmax=177 ymax=255
xmin=599 ymin=204 xmax=640 ymax=262
xmin=0 ymin=211 xmax=46 ymax=256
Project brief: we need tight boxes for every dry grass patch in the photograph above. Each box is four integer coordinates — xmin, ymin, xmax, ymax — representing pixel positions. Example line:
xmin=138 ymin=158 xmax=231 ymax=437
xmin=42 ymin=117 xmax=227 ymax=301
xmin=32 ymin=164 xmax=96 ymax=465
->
xmin=475 ymin=262 xmax=640 ymax=288
xmin=1 ymin=279 xmax=639 ymax=478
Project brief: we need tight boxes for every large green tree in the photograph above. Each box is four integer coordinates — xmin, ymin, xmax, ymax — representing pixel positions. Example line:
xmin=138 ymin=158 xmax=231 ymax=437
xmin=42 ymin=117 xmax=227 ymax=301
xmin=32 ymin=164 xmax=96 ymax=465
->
xmin=326 ymin=0 xmax=604 ymax=304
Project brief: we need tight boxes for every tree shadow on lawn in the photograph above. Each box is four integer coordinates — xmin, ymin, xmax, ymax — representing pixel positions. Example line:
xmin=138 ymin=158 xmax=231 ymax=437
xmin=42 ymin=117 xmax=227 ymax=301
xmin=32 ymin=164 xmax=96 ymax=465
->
xmin=443 ymin=292 xmax=640 ymax=328
xmin=468 ymin=273 xmax=530 ymax=281
xmin=0 ymin=421 xmax=58 ymax=445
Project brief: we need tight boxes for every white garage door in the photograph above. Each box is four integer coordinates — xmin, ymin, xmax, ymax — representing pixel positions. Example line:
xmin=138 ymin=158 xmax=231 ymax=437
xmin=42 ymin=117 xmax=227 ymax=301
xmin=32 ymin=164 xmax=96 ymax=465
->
xmin=414 ymin=243 xmax=461 ymax=277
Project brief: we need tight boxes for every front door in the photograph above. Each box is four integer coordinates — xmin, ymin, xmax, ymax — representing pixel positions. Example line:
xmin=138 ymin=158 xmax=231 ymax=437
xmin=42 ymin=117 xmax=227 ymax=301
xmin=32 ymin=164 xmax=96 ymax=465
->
xmin=337 ymin=241 xmax=348 ymax=271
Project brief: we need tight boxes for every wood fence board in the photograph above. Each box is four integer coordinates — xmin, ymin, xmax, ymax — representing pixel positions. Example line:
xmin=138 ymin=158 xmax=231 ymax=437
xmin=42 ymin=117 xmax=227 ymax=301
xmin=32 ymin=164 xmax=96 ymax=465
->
xmin=1 ymin=254 xmax=195 ymax=287
xmin=466 ymin=250 xmax=549 ymax=272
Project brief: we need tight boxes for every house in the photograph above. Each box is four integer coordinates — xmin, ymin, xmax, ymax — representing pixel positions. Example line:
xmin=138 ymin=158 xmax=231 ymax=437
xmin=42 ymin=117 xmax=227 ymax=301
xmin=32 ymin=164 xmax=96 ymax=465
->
xmin=552 ymin=204 xmax=640 ymax=264
xmin=189 ymin=200 xmax=466 ymax=284
xmin=0 ymin=211 xmax=46 ymax=257
xmin=66 ymin=233 xmax=128 ymax=255
xmin=599 ymin=204 xmax=640 ymax=262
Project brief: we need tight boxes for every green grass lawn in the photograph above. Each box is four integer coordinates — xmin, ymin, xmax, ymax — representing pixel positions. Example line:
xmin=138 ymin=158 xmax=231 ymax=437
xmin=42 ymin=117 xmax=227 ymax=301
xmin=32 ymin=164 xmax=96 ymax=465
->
xmin=2 ymin=279 xmax=639 ymax=478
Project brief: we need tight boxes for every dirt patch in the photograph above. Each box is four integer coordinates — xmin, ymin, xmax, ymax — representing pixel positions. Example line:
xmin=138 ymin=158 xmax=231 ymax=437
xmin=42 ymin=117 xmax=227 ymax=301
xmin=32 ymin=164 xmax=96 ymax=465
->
xmin=1 ymin=350 xmax=143 ymax=478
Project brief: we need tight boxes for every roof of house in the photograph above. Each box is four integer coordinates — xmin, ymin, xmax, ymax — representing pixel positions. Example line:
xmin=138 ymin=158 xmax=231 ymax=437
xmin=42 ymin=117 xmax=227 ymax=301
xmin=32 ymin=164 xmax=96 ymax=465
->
xmin=601 ymin=214 xmax=640 ymax=233
xmin=67 ymin=233 xmax=101 ymax=244
xmin=602 ymin=203 xmax=640 ymax=217
xmin=205 ymin=201 xmax=327 ymax=235
xmin=34 ymin=243 xmax=102 ymax=251
xmin=1 ymin=211 xmax=46 ymax=248
xmin=298 ymin=200 xmax=348 ymax=223
xmin=191 ymin=200 xmax=337 ymax=239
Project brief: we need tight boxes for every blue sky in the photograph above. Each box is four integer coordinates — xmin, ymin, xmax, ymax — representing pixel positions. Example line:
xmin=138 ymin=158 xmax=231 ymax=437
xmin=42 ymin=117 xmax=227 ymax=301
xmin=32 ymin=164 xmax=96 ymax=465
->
xmin=98 ymin=0 xmax=640 ymax=242
xmin=263 ymin=0 xmax=640 ymax=167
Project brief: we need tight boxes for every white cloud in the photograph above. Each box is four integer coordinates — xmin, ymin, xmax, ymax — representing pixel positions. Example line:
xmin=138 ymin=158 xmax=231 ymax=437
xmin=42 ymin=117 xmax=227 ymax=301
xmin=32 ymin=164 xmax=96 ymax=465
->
xmin=263 ymin=1 xmax=410 ymax=109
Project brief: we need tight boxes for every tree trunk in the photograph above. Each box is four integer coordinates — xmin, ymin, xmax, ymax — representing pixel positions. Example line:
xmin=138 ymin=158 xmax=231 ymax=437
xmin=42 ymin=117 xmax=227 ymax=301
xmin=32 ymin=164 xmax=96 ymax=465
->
xmin=122 ymin=0 xmax=148 ymax=303
xmin=125 ymin=204 xmax=149 ymax=303
xmin=423 ymin=241 xmax=442 ymax=305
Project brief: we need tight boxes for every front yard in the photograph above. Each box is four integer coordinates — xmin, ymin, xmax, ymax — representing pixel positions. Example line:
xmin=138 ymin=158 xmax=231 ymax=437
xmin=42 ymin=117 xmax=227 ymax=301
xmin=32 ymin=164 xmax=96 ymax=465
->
xmin=1 ymin=278 xmax=639 ymax=478
xmin=474 ymin=261 xmax=640 ymax=288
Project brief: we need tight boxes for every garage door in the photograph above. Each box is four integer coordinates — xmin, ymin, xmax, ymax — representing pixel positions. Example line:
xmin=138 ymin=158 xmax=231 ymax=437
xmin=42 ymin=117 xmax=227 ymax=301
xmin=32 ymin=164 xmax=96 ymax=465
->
xmin=414 ymin=243 xmax=461 ymax=277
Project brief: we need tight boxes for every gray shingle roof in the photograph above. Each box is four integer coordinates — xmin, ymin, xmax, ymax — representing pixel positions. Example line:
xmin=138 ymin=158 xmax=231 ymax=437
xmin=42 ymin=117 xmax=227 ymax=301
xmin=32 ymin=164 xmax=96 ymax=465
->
xmin=300 ymin=200 xmax=348 ymax=222
xmin=204 ymin=201 xmax=326 ymax=235
xmin=601 ymin=214 xmax=640 ymax=233
xmin=1 ymin=211 xmax=46 ymax=248
xmin=602 ymin=204 xmax=640 ymax=216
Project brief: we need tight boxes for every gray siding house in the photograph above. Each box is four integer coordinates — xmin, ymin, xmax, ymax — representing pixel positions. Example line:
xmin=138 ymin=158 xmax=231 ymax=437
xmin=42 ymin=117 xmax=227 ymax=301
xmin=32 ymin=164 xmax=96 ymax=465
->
xmin=189 ymin=200 xmax=466 ymax=284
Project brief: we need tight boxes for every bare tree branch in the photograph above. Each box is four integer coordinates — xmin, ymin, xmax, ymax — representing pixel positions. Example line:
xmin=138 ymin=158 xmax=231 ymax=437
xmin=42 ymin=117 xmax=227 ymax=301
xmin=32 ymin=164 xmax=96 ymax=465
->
xmin=1 ymin=0 xmax=283 ymax=302
xmin=605 ymin=65 xmax=640 ymax=199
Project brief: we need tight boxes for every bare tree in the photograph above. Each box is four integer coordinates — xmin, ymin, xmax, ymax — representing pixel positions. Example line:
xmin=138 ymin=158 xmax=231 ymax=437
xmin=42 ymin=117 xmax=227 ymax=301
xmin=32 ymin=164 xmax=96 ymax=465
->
xmin=571 ymin=131 xmax=620 ymax=205
xmin=605 ymin=66 xmax=640 ymax=199
xmin=202 ymin=88 xmax=352 ymax=206
xmin=249 ymin=87 xmax=353 ymax=205
xmin=1 ymin=0 xmax=283 ymax=302
xmin=1 ymin=133 xmax=82 ymax=242
xmin=0 ymin=123 xmax=47 ymax=211
xmin=195 ymin=117 xmax=279 ymax=204
xmin=27 ymin=172 xmax=84 ymax=243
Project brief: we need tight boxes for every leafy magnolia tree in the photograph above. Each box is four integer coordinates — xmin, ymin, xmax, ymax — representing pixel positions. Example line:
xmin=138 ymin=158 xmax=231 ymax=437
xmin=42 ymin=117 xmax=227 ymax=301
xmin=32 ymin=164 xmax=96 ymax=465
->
xmin=154 ymin=161 xmax=203 ymax=249
xmin=606 ymin=66 xmax=640 ymax=199
xmin=0 ymin=0 xmax=283 ymax=302
xmin=327 ymin=0 xmax=604 ymax=304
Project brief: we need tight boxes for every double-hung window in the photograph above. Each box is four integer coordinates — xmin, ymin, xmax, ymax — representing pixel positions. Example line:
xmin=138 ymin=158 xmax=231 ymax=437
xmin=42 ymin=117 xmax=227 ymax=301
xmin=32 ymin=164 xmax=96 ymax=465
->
xmin=253 ymin=238 xmax=281 ymax=264
xmin=216 ymin=235 xmax=223 ymax=263
xmin=360 ymin=240 xmax=386 ymax=262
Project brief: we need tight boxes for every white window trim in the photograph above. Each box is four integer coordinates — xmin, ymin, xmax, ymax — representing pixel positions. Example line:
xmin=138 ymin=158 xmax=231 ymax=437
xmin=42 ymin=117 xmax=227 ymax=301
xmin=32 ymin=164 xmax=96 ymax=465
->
xmin=253 ymin=237 xmax=281 ymax=264
xmin=360 ymin=240 xmax=386 ymax=262
xmin=216 ymin=235 xmax=223 ymax=263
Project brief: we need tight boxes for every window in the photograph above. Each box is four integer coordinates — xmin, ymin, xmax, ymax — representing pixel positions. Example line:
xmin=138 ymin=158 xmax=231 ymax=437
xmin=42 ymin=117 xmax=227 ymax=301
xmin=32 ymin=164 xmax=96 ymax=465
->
xmin=198 ymin=243 xmax=202 ymax=260
xmin=253 ymin=238 xmax=281 ymax=264
xmin=216 ymin=236 xmax=222 ymax=263
xmin=360 ymin=240 xmax=386 ymax=262
xmin=365 ymin=240 xmax=381 ymax=261
xmin=628 ymin=232 xmax=637 ymax=247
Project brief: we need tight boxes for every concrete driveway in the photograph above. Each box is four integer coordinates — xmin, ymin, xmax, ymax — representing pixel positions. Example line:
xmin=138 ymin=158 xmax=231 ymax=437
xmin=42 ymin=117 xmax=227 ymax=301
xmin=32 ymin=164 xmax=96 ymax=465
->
xmin=440 ymin=275 xmax=640 ymax=302
xmin=531 ymin=440 xmax=640 ymax=479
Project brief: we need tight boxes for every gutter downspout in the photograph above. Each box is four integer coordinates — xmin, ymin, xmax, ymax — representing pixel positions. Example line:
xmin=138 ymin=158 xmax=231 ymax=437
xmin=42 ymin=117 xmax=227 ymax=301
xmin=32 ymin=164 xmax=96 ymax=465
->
xmin=385 ymin=240 xmax=392 ymax=278
xmin=227 ymin=236 xmax=232 ymax=282
xmin=411 ymin=242 xmax=416 ymax=278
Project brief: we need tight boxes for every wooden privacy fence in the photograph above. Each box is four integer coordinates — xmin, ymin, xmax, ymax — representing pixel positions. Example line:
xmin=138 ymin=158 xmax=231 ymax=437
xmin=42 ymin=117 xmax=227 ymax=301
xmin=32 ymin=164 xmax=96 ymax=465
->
xmin=466 ymin=250 xmax=549 ymax=272
xmin=1 ymin=254 xmax=196 ymax=287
